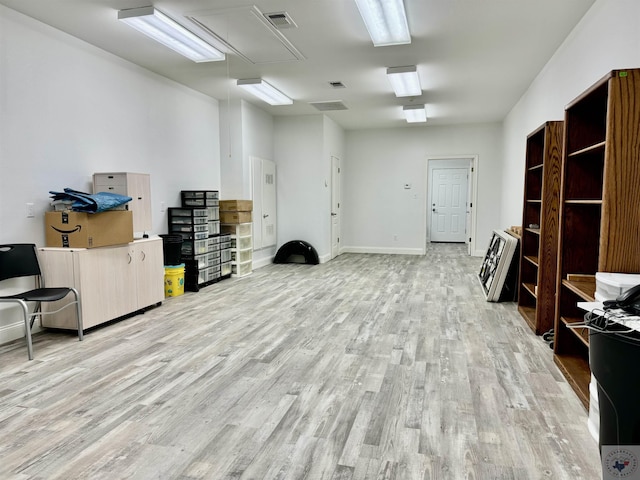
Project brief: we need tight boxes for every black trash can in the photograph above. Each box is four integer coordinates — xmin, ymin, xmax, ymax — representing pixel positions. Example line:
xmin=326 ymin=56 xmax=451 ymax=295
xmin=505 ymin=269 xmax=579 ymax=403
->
xmin=159 ymin=234 xmax=183 ymax=266
xmin=590 ymin=327 xmax=640 ymax=448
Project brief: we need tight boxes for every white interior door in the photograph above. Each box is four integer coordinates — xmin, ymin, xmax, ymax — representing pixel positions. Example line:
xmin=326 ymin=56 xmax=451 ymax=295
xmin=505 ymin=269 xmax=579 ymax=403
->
xmin=331 ymin=156 xmax=341 ymax=259
xmin=261 ymin=159 xmax=277 ymax=248
xmin=251 ymin=156 xmax=277 ymax=250
xmin=430 ymin=167 xmax=468 ymax=243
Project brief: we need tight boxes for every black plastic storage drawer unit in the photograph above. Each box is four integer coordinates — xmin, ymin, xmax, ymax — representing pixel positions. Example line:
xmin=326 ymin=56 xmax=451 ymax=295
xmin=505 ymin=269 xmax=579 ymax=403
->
xmin=219 ymin=234 xmax=232 ymax=279
xmin=181 ymin=190 xmax=220 ymax=207
xmin=168 ymin=191 xmax=227 ymax=292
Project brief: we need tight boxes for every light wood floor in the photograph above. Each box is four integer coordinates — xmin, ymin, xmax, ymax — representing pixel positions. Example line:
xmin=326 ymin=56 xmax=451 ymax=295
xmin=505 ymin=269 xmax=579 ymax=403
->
xmin=0 ymin=244 xmax=602 ymax=479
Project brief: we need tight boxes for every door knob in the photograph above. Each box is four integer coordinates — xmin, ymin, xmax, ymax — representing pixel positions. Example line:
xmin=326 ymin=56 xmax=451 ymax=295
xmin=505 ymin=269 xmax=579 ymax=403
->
xmin=263 ymin=214 xmax=269 ymax=218
xmin=331 ymin=212 xmax=337 ymax=217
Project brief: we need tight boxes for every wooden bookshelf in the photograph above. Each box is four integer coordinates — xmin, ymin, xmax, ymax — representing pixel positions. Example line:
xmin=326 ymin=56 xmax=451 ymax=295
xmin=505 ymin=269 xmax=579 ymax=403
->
xmin=554 ymin=69 xmax=640 ymax=409
xmin=517 ymin=121 xmax=563 ymax=335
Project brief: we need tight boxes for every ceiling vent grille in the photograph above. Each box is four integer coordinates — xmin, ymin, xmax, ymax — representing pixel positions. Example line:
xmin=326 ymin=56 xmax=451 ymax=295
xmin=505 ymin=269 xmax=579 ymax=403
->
xmin=309 ymin=101 xmax=348 ymax=111
xmin=264 ymin=12 xmax=297 ymax=29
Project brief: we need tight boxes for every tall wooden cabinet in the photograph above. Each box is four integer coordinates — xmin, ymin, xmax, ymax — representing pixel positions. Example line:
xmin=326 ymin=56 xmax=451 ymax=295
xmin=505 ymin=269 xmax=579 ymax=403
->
xmin=553 ymin=69 xmax=640 ymax=408
xmin=517 ymin=121 xmax=563 ymax=335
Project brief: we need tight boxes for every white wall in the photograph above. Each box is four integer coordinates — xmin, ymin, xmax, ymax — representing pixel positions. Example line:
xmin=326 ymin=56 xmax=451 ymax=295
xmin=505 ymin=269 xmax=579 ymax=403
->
xmin=0 ymin=6 xmax=221 ymax=242
xmin=274 ymin=115 xmax=327 ymax=258
xmin=272 ymin=115 xmax=345 ymax=262
xmin=0 ymin=6 xmax=221 ymax=343
xmin=501 ymin=0 xmax=640 ymax=227
xmin=220 ymin=99 xmax=244 ymax=199
xmin=241 ymin=101 xmax=275 ymax=266
xmin=344 ymin=123 xmax=502 ymax=256
xmin=220 ymin=99 xmax=275 ymax=200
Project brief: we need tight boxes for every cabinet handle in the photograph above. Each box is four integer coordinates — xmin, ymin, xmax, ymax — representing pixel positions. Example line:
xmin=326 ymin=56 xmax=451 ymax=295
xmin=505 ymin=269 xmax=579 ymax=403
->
xmin=141 ymin=251 xmax=146 ymax=262
xmin=127 ymin=253 xmax=132 ymax=264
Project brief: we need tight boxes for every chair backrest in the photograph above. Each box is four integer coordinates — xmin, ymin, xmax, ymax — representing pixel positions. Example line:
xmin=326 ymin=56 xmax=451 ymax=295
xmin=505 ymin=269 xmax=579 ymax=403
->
xmin=0 ymin=244 xmax=42 ymax=282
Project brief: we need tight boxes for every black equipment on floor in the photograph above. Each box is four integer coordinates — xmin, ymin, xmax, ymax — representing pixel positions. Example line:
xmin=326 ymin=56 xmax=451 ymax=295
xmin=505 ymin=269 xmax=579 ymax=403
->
xmin=274 ymin=240 xmax=319 ymax=265
xmin=589 ymin=322 xmax=640 ymax=450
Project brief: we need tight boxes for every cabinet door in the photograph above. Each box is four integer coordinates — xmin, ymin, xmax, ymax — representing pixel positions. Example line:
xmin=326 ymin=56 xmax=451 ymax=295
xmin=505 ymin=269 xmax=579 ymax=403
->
xmin=38 ymin=249 xmax=80 ymax=329
xmin=130 ymin=173 xmax=152 ymax=233
xmin=133 ymin=238 xmax=164 ymax=308
xmin=76 ymin=245 xmax=138 ymax=328
xmin=39 ymin=246 xmax=137 ymax=329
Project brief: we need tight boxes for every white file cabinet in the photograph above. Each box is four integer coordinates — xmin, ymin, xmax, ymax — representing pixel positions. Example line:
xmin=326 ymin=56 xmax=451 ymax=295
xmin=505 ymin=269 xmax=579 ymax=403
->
xmin=93 ymin=172 xmax=152 ymax=234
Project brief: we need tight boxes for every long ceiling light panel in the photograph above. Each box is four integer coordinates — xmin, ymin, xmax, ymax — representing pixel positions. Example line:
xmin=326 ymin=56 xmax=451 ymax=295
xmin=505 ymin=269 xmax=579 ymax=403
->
xmin=403 ymin=105 xmax=427 ymax=123
xmin=354 ymin=0 xmax=411 ymax=46
xmin=237 ymin=79 xmax=293 ymax=106
xmin=387 ymin=66 xmax=421 ymax=97
xmin=118 ymin=6 xmax=225 ymax=62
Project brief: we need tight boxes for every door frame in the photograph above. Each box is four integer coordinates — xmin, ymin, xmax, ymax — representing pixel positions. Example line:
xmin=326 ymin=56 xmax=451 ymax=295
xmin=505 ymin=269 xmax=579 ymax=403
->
xmin=330 ymin=155 xmax=341 ymax=260
xmin=250 ymin=155 xmax=277 ymax=250
xmin=425 ymin=155 xmax=478 ymax=256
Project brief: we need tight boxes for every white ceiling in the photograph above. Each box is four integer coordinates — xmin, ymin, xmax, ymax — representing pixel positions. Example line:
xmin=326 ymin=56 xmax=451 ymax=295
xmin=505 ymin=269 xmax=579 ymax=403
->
xmin=0 ymin=0 xmax=596 ymax=130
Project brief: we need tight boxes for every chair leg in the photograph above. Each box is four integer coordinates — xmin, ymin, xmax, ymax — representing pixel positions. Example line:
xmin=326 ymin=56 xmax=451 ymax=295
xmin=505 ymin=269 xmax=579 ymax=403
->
xmin=18 ymin=300 xmax=34 ymax=361
xmin=71 ymin=288 xmax=83 ymax=341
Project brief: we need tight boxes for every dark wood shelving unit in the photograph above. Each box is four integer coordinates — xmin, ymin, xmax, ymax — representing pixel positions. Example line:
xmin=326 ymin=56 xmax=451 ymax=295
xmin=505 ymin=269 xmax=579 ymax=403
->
xmin=517 ymin=121 xmax=563 ymax=335
xmin=554 ymin=69 xmax=640 ymax=409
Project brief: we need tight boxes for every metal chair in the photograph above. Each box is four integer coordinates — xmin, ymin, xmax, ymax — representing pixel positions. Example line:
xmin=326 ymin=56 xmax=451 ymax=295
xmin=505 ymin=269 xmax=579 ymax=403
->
xmin=0 ymin=244 xmax=83 ymax=360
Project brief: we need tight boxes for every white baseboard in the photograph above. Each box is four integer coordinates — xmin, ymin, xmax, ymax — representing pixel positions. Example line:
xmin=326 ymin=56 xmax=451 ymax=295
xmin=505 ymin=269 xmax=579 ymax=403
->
xmin=341 ymin=246 xmax=424 ymax=255
xmin=252 ymin=255 xmax=274 ymax=270
xmin=0 ymin=321 xmax=41 ymax=346
xmin=319 ymin=253 xmax=332 ymax=264
xmin=253 ymin=252 xmax=329 ymax=265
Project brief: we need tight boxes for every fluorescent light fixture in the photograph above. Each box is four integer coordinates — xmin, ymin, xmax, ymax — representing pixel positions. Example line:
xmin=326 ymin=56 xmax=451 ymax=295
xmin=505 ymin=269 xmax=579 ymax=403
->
xmin=354 ymin=0 xmax=411 ymax=46
xmin=403 ymin=105 xmax=427 ymax=123
xmin=237 ymin=79 xmax=293 ymax=106
xmin=118 ymin=6 xmax=225 ymax=62
xmin=387 ymin=66 xmax=421 ymax=97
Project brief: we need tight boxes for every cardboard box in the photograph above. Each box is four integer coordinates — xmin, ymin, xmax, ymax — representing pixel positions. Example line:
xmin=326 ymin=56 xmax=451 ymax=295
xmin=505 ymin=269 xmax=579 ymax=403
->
xmin=45 ymin=211 xmax=134 ymax=248
xmin=219 ymin=200 xmax=253 ymax=212
xmin=220 ymin=211 xmax=252 ymax=224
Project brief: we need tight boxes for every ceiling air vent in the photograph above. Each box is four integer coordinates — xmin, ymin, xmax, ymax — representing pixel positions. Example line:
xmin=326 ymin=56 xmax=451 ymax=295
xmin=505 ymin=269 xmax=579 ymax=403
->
xmin=264 ymin=12 xmax=297 ymax=29
xmin=309 ymin=101 xmax=348 ymax=111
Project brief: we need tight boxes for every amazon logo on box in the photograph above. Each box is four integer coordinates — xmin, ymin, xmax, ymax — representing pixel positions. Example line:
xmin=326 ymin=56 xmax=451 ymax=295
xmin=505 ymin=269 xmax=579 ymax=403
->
xmin=45 ymin=211 xmax=133 ymax=248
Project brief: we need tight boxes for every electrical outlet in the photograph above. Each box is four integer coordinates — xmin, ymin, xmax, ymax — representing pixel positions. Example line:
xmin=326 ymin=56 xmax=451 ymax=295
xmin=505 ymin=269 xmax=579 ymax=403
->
xmin=26 ymin=203 xmax=35 ymax=218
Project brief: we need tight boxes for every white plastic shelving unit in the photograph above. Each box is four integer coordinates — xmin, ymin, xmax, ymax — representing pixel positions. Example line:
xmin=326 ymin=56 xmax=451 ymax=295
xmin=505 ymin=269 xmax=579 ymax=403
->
xmin=221 ymin=222 xmax=252 ymax=277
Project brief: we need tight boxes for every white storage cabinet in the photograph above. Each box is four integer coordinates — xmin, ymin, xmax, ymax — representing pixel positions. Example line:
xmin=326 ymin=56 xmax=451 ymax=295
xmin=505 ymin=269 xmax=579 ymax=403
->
xmin=38 ymin=238 xmax=164 ymax=330
xmin=93 ymin=172 xmax=152 ymax=234
xmin=222 ymin=223 xmax=252 ymax=277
